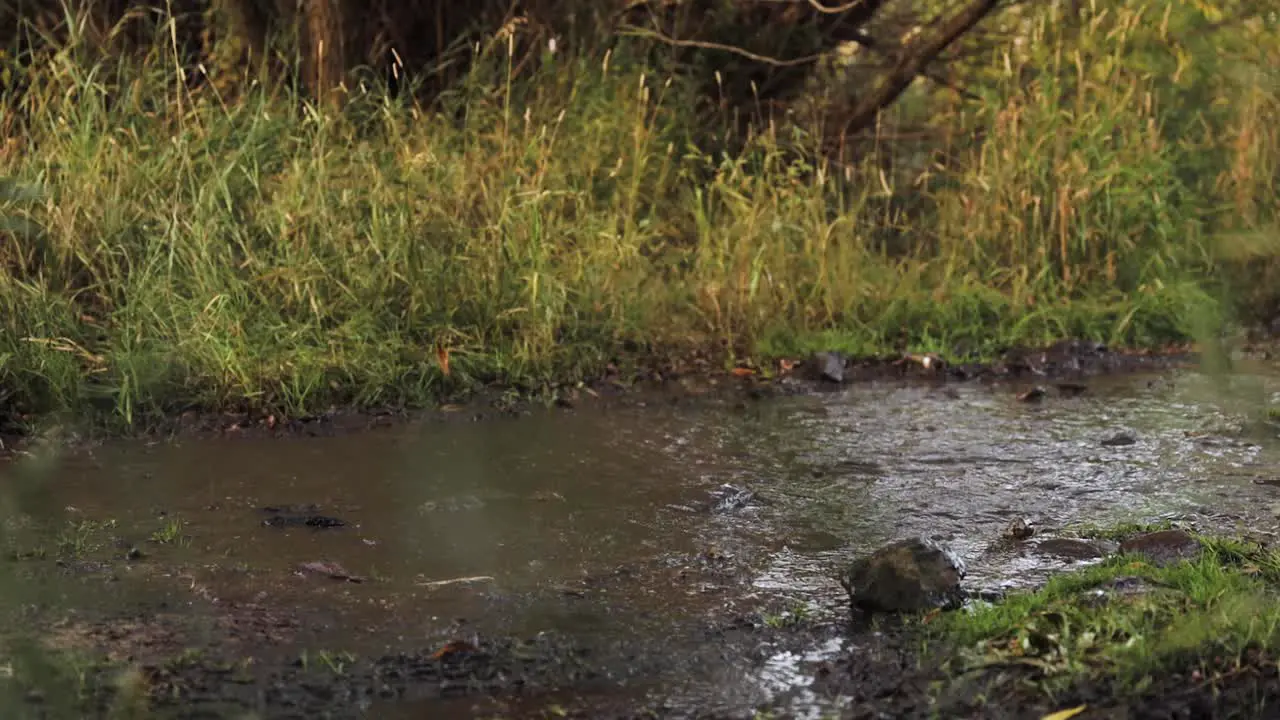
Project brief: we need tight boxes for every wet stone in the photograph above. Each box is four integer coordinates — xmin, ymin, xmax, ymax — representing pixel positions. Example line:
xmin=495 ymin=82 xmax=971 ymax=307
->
xmin=1016 ymin=386 xmax=1046 ymax=403
xmin=966 ymin=587 xmax=1010 ymax=604
xmin=1034 ymin=538 xmax=1114 ymax=561
xmin=842 ymin=537 xmax=966 ymax=614
xmin=1101 ymin=432 xmax=1138 ymax=447
xmin=709 ymin=483 xmax=758 ymax=513
xmin=1004 ymin=518 xmax=1035 ymax=541
xmin=262 ymin=514 xmax=346 ymax=529
xmin=809 ymin=351 xmax=847 ymax=384
xmin=1119 ymin=529 xmax=1202 ymax=567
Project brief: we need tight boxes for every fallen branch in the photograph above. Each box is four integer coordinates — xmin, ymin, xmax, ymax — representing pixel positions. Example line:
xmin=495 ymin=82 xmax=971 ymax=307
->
xmin=621 ymin=8 xmax=980 ymax=101
xmin=842 ymin=0 xmax=1000 ymax=134
xmin=844 ymin=29 xmax=982 ymax=102
xmin=415 ymin=575 xmax=496 ymax=589
xmin=618 ymin=25 xmax=825 ymax=67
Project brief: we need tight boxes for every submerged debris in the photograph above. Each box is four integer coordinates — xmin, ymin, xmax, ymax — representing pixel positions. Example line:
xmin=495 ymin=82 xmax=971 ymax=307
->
xmin=261 ymin=506 xmax=348 ymax=529
xmin=709 ymin=483 xmax=759 ymax=514
xmin=1016 ymin=386 xmax=1047 ymax=403
xmin=297 ymin=561 xmax=365 ymax=583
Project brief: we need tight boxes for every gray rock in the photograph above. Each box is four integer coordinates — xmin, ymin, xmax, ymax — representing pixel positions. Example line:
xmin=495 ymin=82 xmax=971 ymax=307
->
xmin=809 ymin=351 xmax=847 ymax=384
xmin=1004 ymin=518 xmax=1035 ymax=541
xmin=1119 ymin=529 xmax=1201 ymax=567
xmin=1101 ymin=432 xmax=1137 ymax=447
xmin=842 ymin=537 xmax=966 ymax=613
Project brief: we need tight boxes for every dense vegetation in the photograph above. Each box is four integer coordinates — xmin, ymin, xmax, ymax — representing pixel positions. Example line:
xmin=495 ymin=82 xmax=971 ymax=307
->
xmin=0 ymin=0 xmax=1276 ymax=428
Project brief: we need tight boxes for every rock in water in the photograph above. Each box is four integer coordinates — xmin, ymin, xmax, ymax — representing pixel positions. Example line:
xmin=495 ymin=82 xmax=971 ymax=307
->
xmin=842 ymin=538 xmax=966 ymax=613
xmin=1101 ymin=432 xmax=1137 ymax=447
xmin=809 ymin=351 xmax=846 ymax=384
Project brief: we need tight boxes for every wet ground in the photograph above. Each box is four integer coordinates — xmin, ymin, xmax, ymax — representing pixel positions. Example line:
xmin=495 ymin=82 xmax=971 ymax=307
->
xmin=3 ymin=349 xmax=1280 ymax=718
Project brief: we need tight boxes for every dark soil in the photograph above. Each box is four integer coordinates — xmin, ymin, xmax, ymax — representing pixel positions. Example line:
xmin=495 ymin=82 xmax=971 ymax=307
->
xmin=9 ymin=604 xmax=841 ymax=719
xmin=36 ymin=608 xmax=1280 ymax=719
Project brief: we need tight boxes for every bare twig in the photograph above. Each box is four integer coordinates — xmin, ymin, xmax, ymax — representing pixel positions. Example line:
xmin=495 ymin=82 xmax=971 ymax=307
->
xmin=844 ymin=29 xmax=981 ymax=101
xmin=622 ymin=24 xmax=979 ymax=102
xmin=806 ymin=0 xmax=868 ymax=13
xmin=619 ymin=25 xmax=826 ymax=67
xmin=621 ymin=0 xmax=868 ymax=12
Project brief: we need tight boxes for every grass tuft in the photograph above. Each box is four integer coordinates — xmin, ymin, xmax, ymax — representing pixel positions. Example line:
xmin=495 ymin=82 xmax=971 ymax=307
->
xmin=937 ymin=535 xmax=1280 ymax=700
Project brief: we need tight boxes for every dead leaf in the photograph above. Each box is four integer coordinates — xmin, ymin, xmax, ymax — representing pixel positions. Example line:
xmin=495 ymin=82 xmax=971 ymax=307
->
xmin=730 ymin=367 xmax=755 ymax=377
xmin=903 ymin=352 xmax=944 ymax=370
xmin=436 ymin=345 xmax=451 ymax=377
xmin=1040 ymin=705 xmax=1087 ymax=720
xmin=430 ymin=640 xmax=480 ymax=660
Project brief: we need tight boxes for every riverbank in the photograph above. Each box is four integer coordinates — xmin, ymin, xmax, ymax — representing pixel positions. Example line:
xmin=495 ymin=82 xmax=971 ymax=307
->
xmin=922 ymin=529 xmax=1280 ymax=718
xmin=2 ymin=1 xmax=1277 ymax=433
xmin=1 ymin=336 xmax=1203 ymax=459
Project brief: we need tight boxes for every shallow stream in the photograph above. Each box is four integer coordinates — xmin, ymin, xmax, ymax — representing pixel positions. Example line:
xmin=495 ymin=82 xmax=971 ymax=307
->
xmin=4 ymin=363 xmax=1280 ymax=718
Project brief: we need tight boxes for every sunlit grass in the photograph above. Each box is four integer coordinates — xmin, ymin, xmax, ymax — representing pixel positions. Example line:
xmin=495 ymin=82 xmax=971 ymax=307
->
xmin=0 ymin=1 xmax=1276 ymax=429
xmin=937 ymin=536 xmax=1280 ymax=696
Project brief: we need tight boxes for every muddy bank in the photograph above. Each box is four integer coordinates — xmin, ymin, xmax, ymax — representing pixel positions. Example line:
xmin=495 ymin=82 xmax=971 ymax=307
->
xmin=2 ymin=339 xmax=1201 ymax=457
xmin=21 ymin=536 xmax=1280 ymax=720
xmin=12 ymin=609 xmax=852 ymax=719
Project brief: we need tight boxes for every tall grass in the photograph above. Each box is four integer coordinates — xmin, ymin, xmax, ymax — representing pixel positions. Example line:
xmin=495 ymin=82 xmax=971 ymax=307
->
xmin=0 ymin=1 xmax=1276 ymax=428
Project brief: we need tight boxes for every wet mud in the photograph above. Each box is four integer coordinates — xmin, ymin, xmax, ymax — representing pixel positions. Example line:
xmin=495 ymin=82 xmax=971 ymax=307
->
xmin=2 ymin=341 xmax=1280 ymax=718
xmin=0 ymin=339 xmax=1200 ymax=455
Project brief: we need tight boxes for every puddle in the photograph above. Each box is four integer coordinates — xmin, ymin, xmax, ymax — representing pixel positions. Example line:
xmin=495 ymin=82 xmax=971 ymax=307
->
xmin=3 ymin=364 xmax=1280 ymax=716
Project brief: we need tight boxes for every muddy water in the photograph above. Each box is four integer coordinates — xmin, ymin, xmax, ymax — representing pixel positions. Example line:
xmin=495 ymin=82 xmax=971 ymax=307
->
xmin=4 ymin=364 xmax=1280 ymax=717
